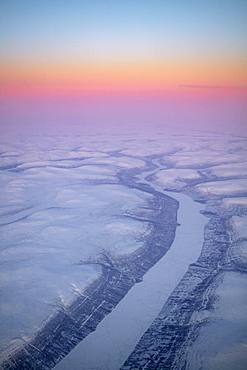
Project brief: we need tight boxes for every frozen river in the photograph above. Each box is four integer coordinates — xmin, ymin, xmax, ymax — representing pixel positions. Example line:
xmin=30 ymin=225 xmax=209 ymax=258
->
xmin=55 ymin=191 xmax=207 ymax=370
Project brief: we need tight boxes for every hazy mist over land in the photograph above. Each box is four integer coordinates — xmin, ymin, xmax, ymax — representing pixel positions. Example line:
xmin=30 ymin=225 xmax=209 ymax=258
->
xmin=0 ymin=92 xmax=246 ymax=137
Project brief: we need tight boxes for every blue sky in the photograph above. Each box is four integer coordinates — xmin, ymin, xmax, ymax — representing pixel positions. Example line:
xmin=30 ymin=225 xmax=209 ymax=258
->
xmin=1 ymin=0 xmax=246 ymax=63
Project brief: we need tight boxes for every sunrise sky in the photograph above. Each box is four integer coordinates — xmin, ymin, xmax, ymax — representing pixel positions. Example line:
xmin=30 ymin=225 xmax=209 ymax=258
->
xmin=0 ymin=0 xmax=246 ymax=132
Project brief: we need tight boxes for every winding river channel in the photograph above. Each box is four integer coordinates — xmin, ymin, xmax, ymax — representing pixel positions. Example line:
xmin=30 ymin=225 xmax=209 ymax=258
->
xmin=55 ymin=191 xmax=207 ymax=370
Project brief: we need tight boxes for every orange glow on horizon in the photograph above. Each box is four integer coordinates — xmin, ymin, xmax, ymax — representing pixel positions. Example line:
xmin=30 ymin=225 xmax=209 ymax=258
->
xmin=1 ymin=58 xmax=247 ymax=98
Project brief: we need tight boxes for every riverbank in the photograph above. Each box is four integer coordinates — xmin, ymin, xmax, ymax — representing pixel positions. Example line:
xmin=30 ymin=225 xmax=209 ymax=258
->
xmin=55 ymin=191 xmax=207 ymax=370
xmin=1 ymin=189 xmax=178 ymax=370
xmin=122 ymin=214 xmax=232 ymax=369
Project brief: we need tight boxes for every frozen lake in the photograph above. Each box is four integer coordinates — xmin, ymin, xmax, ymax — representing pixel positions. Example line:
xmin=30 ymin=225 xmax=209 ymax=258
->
xmin=55 ymin=191 xmax=207 ymax=370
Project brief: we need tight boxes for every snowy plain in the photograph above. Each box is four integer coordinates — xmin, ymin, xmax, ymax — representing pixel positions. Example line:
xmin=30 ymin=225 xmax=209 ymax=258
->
xmin=1 ymin=130 xmax=247 ymax=369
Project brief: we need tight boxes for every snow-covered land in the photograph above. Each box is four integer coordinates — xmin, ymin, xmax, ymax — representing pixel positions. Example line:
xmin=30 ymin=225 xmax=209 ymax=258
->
xmin=186 ymin=272 xmax=247 ymax=370
xmin=1 ymin=130 xmax=247 ymax=369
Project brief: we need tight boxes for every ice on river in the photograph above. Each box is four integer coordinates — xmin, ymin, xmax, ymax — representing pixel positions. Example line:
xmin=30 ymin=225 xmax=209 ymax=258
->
xmin=1 ymin=130 xmax=247 ymax=367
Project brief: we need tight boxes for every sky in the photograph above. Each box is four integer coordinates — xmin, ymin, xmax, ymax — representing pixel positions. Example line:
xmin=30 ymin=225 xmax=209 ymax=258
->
xmin=0 ymin=0 xmax=246 ymax=133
